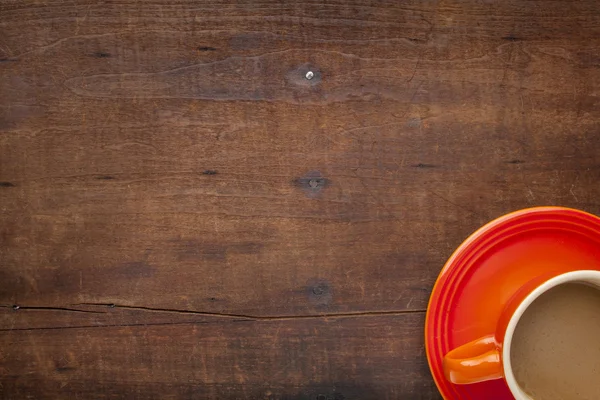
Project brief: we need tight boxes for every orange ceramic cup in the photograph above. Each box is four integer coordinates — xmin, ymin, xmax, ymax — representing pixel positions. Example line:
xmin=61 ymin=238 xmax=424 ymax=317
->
xmin=442 ymin=270 xmax=600 ymax=399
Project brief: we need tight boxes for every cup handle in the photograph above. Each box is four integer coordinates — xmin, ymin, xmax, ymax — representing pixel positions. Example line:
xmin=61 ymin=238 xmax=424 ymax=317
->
xmin=442 ymin=335 xmax=503 ymax=384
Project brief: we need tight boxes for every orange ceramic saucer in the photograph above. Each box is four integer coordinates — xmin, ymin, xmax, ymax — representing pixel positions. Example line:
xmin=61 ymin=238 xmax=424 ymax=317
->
xmin=425 ymin=207 xmax=600 ymax=400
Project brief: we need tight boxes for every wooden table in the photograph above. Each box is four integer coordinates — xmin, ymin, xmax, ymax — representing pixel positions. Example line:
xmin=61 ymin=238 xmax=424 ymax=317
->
xmin=1 ymin=1 xmax=600 ymax=398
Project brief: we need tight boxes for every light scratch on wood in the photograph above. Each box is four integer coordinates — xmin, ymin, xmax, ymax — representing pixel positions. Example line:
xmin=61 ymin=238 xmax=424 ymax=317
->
xmin=570 ymin=184 xmax=579 ymax=202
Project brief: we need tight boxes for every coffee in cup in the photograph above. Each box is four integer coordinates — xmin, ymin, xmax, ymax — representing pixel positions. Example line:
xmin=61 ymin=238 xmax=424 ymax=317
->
xmin=511 ymin=282 xmax=600 ymax=399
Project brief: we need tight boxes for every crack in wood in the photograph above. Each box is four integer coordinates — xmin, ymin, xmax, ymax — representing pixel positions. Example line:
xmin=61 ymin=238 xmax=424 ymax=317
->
xmin=1 ymin=305 xmax=105 ymax=314
xmin=74 ymin=302 xmax=426 ymax=320
xmin=1 ymin=303 xmax=426 ymax=331
xmin=0 ymin=321 xmax=218 ymax=332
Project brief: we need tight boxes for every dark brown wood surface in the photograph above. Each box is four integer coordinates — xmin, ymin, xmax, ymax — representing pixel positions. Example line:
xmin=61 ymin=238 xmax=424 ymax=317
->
xmin=1 ymin=0 xmax=600 ymax=398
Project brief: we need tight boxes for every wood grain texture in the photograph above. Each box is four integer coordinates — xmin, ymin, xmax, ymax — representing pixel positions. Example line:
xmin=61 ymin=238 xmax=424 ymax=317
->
xmin=1 ymin=0 xmax=600 ymax=398
xmin=0 ymin=312 xmax=434 ymax=399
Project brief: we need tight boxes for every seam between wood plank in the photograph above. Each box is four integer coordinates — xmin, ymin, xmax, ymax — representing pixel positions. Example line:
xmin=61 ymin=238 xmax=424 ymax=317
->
xmin=73 ymin=303 xmax=427 ymax=320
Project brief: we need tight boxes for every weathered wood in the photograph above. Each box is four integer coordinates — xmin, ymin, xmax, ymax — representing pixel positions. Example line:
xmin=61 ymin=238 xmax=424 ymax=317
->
xmin=0 ymin=313 xmax=436 ymax=400
xmin=1 ymin=0 xmax=600 ymax=398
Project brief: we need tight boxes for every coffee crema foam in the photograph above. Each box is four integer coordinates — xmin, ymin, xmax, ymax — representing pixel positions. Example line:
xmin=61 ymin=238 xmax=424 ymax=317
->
xmin=511 ymin=283 xmax=600 ymax=400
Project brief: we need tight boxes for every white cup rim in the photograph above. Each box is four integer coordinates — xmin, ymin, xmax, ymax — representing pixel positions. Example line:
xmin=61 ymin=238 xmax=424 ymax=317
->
xmin=503 ymin=270 xmax=600 ymax=399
